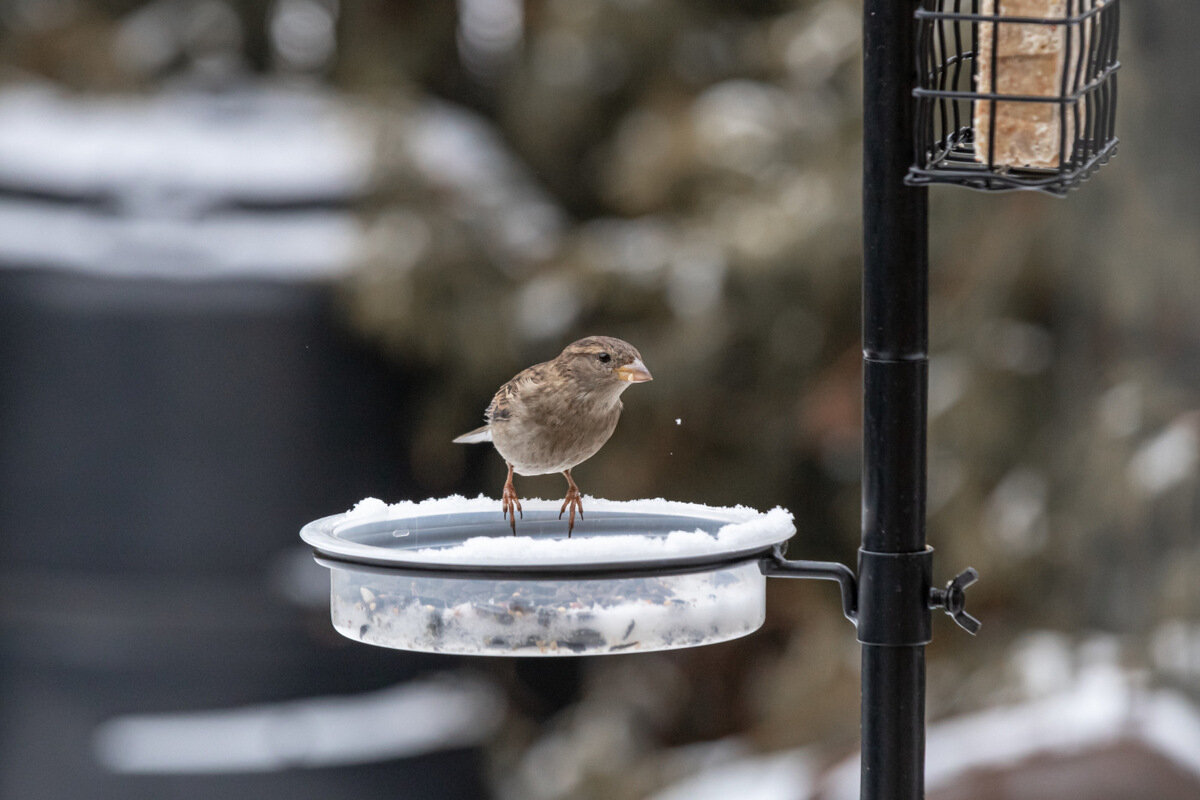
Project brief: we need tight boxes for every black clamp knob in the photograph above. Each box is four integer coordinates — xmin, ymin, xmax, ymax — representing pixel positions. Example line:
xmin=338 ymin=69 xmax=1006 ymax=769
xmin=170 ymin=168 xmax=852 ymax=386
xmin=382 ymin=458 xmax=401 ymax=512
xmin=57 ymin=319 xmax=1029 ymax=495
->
xmin=929 ymin=567 xmax=981 ymax=635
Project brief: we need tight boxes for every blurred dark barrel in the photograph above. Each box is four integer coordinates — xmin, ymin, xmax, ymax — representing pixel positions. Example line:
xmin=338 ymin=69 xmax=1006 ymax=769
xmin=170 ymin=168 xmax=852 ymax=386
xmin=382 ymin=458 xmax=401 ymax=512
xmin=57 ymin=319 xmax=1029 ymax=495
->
xmin=0 ymin=88 xmax=489 ymax=799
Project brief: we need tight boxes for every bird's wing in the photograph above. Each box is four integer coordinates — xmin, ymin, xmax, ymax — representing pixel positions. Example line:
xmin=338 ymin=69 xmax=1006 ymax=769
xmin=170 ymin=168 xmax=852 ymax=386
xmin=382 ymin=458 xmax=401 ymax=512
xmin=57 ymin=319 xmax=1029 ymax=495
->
xmin=458 ymin=360 xmax=554 ymax=444
xmin=486 ymin=362 xmax=546 ymax=424
xmin=486 ymin=381 xmax=517 ymax=424
xmin=452 ymin=424 xmax=493 ymax=444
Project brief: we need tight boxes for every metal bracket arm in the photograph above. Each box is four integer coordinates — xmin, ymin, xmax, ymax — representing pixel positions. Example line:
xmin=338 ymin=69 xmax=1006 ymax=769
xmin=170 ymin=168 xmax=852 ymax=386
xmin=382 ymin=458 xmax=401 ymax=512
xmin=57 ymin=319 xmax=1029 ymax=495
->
xmin=761 ymin=546 xmax=858 ymax=625
xmin=761 ymin=547 xmax=980 ymax=637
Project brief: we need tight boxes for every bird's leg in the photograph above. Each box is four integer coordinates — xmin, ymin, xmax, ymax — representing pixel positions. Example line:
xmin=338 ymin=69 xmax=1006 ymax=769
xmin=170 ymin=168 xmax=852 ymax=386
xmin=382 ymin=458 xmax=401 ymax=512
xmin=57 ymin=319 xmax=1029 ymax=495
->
xmin=559 ymin=469 xmax=584 ymax=537
xmin=502 ymin=463 xmax=523 ymax=535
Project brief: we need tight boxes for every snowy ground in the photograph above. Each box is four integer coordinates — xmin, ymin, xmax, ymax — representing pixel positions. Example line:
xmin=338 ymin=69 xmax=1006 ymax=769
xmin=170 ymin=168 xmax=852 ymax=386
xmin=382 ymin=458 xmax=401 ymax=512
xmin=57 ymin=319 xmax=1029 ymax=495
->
xmin=0 ymin=85 xmax=368 ymax=280
xmin=647 ymin=636 xmax=1200 ymax=800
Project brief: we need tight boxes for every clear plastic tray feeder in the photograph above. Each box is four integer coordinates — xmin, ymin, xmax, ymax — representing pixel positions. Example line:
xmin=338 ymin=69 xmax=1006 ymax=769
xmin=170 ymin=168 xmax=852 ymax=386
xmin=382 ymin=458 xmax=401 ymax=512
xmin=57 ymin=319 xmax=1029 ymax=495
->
xmin=299 ymin=497 xmax=837 ymax=657
xmin=908 ymin=0 xmax=1120 ymax=194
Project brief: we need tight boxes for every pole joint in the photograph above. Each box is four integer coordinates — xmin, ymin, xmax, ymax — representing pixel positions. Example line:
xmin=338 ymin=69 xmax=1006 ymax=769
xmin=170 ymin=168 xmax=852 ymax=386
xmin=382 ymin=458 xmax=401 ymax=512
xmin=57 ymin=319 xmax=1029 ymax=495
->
xmin=856 ymin=547 xmax=933 ymax=646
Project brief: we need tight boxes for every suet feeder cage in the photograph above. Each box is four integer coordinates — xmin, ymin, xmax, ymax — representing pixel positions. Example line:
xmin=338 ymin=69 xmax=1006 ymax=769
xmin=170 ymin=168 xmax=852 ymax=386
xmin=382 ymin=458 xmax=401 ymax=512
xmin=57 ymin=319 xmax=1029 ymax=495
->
xmin=908 ymin=0 xmax=1120 ymax=194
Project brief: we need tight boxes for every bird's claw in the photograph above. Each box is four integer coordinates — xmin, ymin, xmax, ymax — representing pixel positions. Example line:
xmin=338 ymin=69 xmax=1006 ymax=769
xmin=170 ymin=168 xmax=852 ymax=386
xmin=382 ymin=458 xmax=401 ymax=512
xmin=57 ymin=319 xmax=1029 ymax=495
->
xmin=502 ymin=482 xmax=522 ymax=535
xmin=559 ymin=488 xmax=584 ymax=537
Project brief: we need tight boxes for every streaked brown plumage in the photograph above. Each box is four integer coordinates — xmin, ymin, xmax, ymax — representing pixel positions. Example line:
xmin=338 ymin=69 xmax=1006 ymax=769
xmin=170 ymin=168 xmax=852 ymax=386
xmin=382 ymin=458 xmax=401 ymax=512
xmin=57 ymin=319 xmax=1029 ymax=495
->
xmin=453 ymin=336 xmax=652 ymax=535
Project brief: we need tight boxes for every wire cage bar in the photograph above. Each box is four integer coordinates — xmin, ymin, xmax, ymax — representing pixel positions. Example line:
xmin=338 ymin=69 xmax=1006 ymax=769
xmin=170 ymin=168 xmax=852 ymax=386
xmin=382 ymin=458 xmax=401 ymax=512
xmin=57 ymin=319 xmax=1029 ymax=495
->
xmin=908 ymin=0 xmax=1120 ymax=195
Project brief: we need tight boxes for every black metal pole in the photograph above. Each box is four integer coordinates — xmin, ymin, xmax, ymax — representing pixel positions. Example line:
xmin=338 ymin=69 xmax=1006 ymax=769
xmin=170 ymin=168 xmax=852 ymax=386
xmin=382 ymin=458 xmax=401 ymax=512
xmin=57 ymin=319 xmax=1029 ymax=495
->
xmin=860 ymin=1 xmax=931 ymax=799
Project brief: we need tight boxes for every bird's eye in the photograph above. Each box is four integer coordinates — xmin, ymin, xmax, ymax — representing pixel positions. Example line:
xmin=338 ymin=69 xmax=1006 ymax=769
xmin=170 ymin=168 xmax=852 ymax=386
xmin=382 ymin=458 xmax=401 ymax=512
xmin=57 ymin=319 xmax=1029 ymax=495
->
xmin=598 ymin=353 xmax=612 ymax=363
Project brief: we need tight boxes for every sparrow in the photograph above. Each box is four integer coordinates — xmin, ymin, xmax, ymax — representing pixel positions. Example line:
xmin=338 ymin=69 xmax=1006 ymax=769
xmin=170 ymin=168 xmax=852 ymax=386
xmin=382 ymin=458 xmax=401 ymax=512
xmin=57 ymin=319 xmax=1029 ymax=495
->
xmin=454 ymin=336 xmax=652 ymax=536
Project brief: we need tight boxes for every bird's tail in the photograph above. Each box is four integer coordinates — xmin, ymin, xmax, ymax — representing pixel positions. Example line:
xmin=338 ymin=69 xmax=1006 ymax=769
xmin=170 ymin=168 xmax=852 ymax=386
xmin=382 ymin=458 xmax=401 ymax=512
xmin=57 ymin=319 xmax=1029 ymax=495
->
xmin=452 ymin=425 xmax=493 ymax=444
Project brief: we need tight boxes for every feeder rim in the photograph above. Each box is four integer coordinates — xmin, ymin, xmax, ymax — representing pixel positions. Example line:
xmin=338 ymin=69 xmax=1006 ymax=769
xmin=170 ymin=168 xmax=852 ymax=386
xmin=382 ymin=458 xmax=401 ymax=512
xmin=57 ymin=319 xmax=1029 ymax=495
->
xmin=311 ymin=548 xmax=780 ymax=581
xmin=299 ymin=497 xmax=796 ymax=574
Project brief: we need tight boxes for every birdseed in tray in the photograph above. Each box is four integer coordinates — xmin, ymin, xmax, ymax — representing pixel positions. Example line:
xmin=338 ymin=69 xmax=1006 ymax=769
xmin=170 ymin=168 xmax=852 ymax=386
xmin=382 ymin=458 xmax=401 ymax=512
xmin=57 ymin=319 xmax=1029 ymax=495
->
xmin=328 ymin=560 xmax=766 ymax=656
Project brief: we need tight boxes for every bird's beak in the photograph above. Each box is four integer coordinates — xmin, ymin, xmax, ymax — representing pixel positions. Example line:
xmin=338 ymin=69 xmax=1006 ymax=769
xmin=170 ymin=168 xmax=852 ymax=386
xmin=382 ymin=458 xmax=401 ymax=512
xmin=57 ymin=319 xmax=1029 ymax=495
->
xmin=616 ymin=359 xmax=653 ymax=383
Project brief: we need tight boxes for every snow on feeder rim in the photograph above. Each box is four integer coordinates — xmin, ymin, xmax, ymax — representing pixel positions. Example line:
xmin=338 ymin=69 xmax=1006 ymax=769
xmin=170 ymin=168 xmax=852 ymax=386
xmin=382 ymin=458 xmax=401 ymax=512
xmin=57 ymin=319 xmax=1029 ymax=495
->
xmin=301 ymin=495 xmax=796 ymax=574
xmin=300 ymin=495 xmax=802 ymax=656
